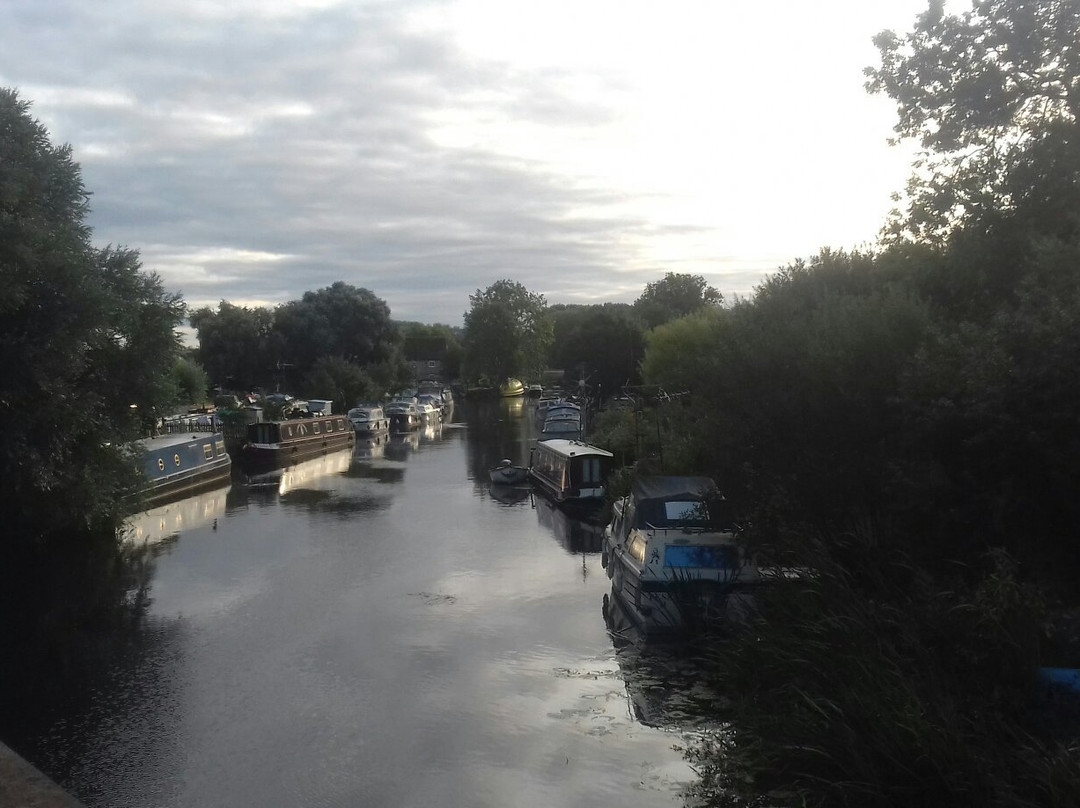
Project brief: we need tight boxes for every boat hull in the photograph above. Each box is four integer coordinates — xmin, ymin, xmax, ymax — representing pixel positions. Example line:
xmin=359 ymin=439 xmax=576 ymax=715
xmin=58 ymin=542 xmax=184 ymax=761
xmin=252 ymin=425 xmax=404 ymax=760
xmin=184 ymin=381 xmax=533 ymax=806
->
xmin=138 ymin=433 xmax=232 ymax=508
xmin=242 ymin=415 xmax=356 ymax=471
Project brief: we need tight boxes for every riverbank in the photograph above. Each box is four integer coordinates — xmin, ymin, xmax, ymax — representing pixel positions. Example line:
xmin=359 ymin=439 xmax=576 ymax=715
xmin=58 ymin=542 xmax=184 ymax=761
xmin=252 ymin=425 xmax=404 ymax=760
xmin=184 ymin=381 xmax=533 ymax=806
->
xmin=0 ymin=741 xmax=85 ymax=807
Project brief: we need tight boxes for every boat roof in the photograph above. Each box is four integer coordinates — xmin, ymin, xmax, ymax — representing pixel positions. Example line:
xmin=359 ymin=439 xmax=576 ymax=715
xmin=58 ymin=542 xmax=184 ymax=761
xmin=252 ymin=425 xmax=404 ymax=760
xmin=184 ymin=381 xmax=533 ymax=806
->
xmin=631 ymin=476 xmax=718 ymax=503
xmin=534 ymin=439 xmax=613 ymax=458
xmin=137 ymin=432 xmax=218 ymax=451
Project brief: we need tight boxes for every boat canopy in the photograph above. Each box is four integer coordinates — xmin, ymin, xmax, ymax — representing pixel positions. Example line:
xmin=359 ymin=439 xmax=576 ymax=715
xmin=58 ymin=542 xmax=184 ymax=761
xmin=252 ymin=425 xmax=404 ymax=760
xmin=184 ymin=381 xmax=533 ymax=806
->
xmin=629 ymin=476 xmax=733 ymax=531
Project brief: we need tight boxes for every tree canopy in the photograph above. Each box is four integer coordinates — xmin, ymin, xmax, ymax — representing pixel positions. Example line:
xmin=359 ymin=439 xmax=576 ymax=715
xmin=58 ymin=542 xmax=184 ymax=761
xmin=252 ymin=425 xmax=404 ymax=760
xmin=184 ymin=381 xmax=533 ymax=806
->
xmin=866 ymin=0 xmax=1080 ymax=241
xmin=0 ymin=88 xmax=186 ymax=542
xmin=634 ymin=272 xmax=722 ymax=329
xmin=462 ymin=280 xmax=553 ymax=383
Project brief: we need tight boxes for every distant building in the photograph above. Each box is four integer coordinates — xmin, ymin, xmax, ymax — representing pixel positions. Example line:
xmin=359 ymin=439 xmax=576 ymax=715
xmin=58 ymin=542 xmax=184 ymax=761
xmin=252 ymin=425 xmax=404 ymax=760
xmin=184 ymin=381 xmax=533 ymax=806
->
xmin=404 ymin=335 xmax=448 ymax=381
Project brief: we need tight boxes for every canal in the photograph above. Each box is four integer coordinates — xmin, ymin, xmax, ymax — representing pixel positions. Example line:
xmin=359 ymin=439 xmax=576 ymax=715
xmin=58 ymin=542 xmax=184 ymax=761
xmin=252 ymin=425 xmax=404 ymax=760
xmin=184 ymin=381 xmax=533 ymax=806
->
xmin=3 ymin=398 xmax=725 ymax=807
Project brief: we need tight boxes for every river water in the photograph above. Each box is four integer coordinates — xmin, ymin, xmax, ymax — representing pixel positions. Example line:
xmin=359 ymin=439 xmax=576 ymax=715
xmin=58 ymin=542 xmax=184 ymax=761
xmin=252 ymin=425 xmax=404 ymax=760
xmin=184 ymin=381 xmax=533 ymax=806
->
xmin=5 ymin=398 xmax=725 ymax=808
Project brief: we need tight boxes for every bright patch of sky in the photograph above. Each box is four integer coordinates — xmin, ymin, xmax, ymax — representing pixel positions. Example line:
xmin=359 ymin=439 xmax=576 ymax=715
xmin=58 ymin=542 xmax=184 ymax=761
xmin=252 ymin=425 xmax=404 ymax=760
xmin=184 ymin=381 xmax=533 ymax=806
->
xmin=0 ymin=0 xmax=941 ymax=327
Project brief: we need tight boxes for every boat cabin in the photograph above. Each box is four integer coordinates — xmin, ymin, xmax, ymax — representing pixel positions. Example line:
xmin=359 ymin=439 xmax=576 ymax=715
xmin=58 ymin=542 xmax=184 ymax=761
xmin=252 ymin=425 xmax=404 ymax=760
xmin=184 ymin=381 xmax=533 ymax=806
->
xmin=528 ymin=439 xmax=613 ymax=505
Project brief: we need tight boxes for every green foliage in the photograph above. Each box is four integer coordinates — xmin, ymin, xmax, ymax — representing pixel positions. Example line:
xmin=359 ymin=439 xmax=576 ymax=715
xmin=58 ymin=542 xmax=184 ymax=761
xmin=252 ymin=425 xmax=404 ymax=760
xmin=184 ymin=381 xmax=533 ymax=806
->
xmin=274 ymin=281 xmax=399 ymax=371
xmin=0 ymin=88 xmax=186 ymax=542
xmin=400 ymin=321 xmax=463 ymax=380
xmin=462 ymin=279 xmax=553 ymax=383
xmin=634 ymin=271 xmax=722 ymax=329
xmin=190 ymin=301 xmax=276 ymax=391
xmin=302 ymin=356 xmax=375 ymax=413
xmin=549 ymin=303 xmax=643 ymax=394
xmin=866 ymin=0 xmax=1080 ymax=241
xmin=171 ymin=356 xmax=210 ymax=406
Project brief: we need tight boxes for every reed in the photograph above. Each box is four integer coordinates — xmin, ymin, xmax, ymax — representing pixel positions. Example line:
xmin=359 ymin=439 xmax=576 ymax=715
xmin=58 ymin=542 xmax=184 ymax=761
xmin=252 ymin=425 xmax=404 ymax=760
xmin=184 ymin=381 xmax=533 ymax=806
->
xmin=683 ymin=537 xmax=1080 ymax=807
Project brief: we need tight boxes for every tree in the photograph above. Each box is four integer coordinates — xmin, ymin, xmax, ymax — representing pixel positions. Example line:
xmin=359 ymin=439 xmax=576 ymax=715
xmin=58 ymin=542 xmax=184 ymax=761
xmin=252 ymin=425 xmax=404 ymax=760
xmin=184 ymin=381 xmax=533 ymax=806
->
xmin=866 ymin=0 xmax=1080 ymax=241
xmin=633 ymin=272 xmax=722 ymax=329
xmin=550 ymin=303 xmax=644 ymax=395
xmin=303 ymin=356 xmax=375 ymax=414
xmin=172 ymin=356 xmax=210 ymax=405
xmin=462 ymin=280 xmax=553 ymax=383
xmin=190 ymin=301 xmax=276 ymax=392
xmin=399 ymin=322 xmax=464 ymax=381
xmin=0 ymin=88 xmax=186 ymax=542
xmin=272 ymin=282 xmax=398 ymax=373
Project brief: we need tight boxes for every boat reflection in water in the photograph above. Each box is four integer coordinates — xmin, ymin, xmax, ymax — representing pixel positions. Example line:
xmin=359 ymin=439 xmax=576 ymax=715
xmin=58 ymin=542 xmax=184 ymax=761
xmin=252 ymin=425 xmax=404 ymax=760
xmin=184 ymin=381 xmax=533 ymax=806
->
xmin=121 ymin=482 xmax=230 ymax=546
xmin=602 ymin=588 xmax=730 ymax=733
xmin=245 ymin=446 xmax=352 ymax=497
xmin=532 ymin=490 xmax=605 ymax=554
xmin=385 ymin=431 xmax=420 ymax=461
xmin=488 ymin=482 xmax=531 ymax=506
xmin=353 ymin=434 xmax=387 ymax=461
xmin=418 ymin=422 xmax=443 ymax=444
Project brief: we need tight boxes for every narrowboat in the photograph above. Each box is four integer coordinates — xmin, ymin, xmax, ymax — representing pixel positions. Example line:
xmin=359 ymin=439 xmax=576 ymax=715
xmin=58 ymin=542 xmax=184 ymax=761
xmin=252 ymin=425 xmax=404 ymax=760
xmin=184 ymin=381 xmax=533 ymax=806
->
xmin=602 ymin=476 xmax=761 ymax=635
xmin=242 ymin=413 xmax=355 ymax=471
xmin=136 ymin=432 xmax=232 ymax=507
xmin=527 ymin=439 xmax=613 ymax=521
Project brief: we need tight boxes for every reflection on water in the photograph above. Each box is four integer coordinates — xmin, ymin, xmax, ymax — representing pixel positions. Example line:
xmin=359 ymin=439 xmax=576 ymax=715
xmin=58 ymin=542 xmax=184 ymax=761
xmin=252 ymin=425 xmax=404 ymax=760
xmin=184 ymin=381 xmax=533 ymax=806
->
xmin=122 ymin=483 xmax=230 ymax=546
xmin=245 ymin=447 xmax=353 ymax=496
xmin=603 ymin=591 xmax=731 ymax=734
xmin=4 ymin=398 xmax=707 ymax=808
xmin=353 ymin=434 xmax=387 ymax=460
xmin=385 ymin=431 xmax=419 ymax=461
xmin=533 ymin=493 xmax=606 ymax=554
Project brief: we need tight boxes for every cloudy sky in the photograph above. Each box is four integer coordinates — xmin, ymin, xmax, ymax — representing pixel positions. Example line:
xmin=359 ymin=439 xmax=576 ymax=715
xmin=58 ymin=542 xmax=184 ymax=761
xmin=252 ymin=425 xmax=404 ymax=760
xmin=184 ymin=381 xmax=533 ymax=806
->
xmin=3 ymin=0 xmax=933 ymax=327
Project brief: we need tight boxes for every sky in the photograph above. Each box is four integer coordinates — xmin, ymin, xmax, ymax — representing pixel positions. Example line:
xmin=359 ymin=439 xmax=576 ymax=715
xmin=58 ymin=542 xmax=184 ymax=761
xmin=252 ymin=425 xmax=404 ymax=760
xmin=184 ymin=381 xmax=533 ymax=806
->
xmin=2 ymin=0 xmax=936 ymax=329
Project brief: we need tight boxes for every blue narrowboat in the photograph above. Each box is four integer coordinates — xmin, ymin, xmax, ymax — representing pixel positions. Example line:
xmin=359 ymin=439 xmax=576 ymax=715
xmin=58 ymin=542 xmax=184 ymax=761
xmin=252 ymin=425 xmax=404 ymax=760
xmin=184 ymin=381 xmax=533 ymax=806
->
xmin=137 ymin=432 xmax=232 ymax=507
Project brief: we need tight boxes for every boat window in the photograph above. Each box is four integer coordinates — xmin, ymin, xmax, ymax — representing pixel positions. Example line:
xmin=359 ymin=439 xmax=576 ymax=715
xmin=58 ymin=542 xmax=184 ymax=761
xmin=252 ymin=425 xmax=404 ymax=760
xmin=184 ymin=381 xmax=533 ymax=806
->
xmin=664 ymin=545 xmax=737 ymax=569
xmin=203 ymin=443 xmax=214 ymax=460
xmin=215 ymin=440 xmax=225 ymax=456
xmin=337 ymin=419 xmax=346 ymax=430
xmin=313 ymin=421 xmax=321 ymax=434
xmin=628 ymin=534 xmax=647 ymax=563
xmin=664 ymin=500 xmax=709 ymax=524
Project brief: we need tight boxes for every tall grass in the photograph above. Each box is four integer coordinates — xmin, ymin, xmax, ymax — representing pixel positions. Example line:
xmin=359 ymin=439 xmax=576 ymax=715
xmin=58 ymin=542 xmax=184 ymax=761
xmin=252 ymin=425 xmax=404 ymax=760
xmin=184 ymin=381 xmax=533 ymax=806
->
xmin=683 ymin=535 xmax=1080 ymax=807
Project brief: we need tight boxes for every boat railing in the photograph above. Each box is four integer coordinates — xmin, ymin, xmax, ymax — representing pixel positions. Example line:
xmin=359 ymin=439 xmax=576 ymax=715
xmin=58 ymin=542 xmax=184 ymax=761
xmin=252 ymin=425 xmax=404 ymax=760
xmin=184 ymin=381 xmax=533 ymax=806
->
xmin=161 ymin=419 xmax=220 ymax=435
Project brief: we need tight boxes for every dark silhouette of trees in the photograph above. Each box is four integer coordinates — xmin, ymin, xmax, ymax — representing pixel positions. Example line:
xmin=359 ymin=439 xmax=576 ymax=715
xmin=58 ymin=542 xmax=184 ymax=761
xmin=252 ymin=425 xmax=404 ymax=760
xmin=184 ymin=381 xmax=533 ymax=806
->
xmin=634 ymin=271 xmax=721 ymax=329
xmin=0 ymin=88 xmax=186 ymax=543
xmin=462 ymin=280 xmax=552 ymax=383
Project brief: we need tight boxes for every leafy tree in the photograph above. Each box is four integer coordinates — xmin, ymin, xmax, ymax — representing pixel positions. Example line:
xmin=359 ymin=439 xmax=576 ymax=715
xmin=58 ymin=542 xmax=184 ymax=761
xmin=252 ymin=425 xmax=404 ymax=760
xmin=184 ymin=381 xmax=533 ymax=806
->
xmin=273 ymin=282 xmax=399 ymax=372
xmin=399 ymin=321 xmax=464 ymax=381
xmin=303 ymin=356 xmax=375 ymax=413
xmin=866 ymin=0 xmax=1080 ymax=241
xmin=190 ymin=301 xmax=276 ymax=392
xmin=172 ymin=356 xmax=210 ymax=406
xmin=550 ymin=303 xmax=643 ymax=395
xmin=462 ymin=280 xmax=553 ymax=383
xmin=634 ymin=271 xmax=722 ymax=329
xmin=0 ymin=88 xmax=186 ymax=542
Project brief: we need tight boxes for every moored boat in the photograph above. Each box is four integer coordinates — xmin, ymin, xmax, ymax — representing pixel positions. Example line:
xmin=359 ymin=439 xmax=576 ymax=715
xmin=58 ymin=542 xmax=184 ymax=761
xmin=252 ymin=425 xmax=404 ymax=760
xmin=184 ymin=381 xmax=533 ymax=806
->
xmin=385 ymin=399 xmax=422 ymax=432
xmin=136 ymin=432 xmax=232 ymax=508
xmin=602 ymin=476 xmax=760 ymax=635
xmin=489 ymin=459 xmax=528 ymax=486
xmin=347 ymin=405 xmax=389 ymax=435
xmin=499 ymin=377 xmax=525 ymax=397
xmin=242 ymin=413 xmax=355 ymax=471
xmin=527 ymin=439 xmax=613 ymax=522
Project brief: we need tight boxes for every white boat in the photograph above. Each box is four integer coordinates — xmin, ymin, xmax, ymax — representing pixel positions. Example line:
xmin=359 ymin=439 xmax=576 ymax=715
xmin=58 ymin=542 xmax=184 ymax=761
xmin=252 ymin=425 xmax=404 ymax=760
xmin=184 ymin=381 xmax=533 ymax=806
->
xmin=385 ymin=399 xmax=422 ymax=433
xmin=602 ymin=476 xmax=760 ymax=636
xmin=541 ymin=415 xmax=582 ymax=435
xmin=347 ymin=405 xmax=389 ymax=435
xmin=415 ymin=400 xmax=442 ymax=424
